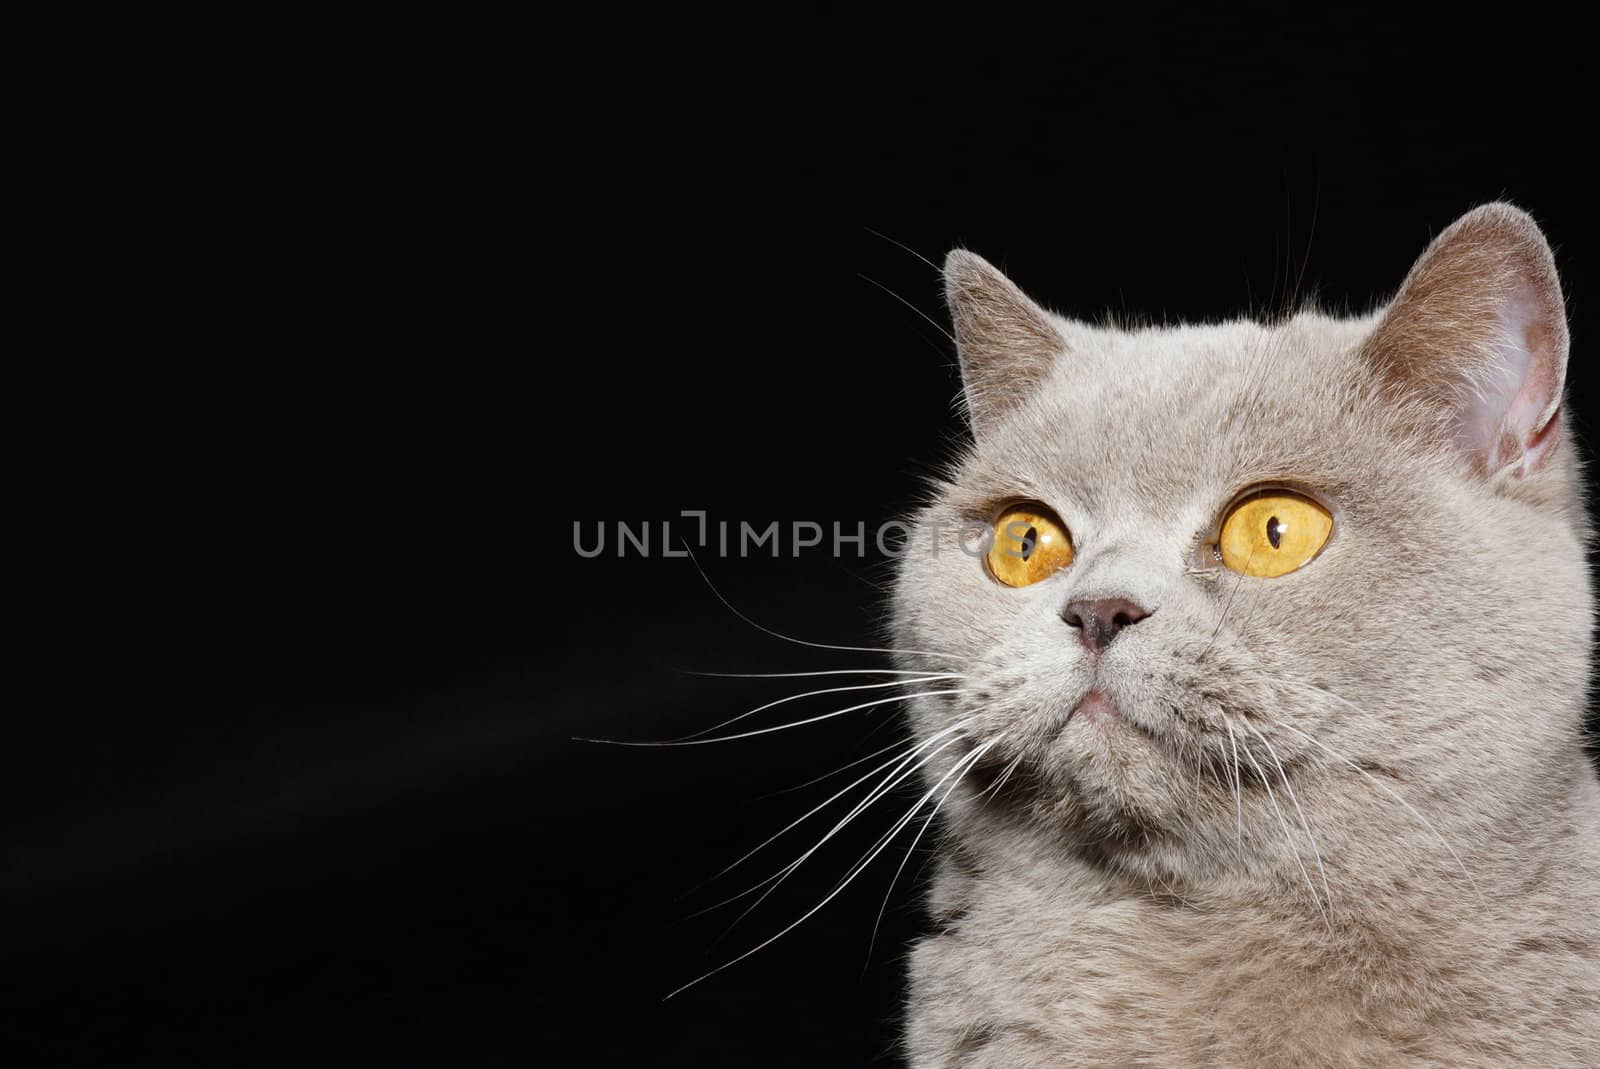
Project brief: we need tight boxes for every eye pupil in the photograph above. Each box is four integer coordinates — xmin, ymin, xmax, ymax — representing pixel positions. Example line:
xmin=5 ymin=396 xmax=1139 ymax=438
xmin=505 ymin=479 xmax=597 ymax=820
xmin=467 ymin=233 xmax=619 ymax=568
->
xmin=1266 ymin=516 xmax=1283 ymax=549
xmin=1020 ymin=526 xmax=1038 ymax=559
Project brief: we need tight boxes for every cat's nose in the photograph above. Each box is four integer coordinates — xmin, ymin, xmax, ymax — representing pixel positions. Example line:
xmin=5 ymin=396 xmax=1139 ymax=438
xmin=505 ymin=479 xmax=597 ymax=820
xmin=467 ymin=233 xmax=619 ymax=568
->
xmin=1061 ymin=597 xmax=1150 ymax=652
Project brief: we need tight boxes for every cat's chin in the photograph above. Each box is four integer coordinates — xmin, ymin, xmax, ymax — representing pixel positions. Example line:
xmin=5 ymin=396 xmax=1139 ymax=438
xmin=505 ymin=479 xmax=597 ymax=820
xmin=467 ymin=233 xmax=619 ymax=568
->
xmin=955 ymin=683 xmax=1201 ymax=847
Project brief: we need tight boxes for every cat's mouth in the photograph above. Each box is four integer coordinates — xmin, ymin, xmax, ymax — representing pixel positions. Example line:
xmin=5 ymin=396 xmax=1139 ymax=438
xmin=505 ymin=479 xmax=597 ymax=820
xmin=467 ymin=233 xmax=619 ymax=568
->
xmin=949 ymin=677 xmax=1187 ymax=826
xmin=954 ymin=691 xmax=1126 ymax=809
xmin=1070 ymin=690 xmax=1119 ymax=725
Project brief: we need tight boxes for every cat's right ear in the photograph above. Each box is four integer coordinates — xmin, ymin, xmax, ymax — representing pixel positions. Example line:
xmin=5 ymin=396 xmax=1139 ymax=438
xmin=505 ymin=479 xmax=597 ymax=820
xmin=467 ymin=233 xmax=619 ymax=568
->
xmin=1362 ymin=203 xmax=1569 ymax=480
xmin=944 ymin=250 xmax=1066 ymax=439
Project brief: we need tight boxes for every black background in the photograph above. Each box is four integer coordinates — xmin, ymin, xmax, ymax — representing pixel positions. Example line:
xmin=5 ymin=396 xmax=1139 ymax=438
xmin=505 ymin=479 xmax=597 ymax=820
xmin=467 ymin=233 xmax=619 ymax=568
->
xmin=12 ymin=7 xmax=1598 ymax=1066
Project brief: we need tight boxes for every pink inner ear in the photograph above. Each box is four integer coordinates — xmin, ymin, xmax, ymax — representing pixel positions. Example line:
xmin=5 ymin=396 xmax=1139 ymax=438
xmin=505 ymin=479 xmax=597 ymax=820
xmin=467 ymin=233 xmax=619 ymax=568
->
xmin=1458 ymin=287 xmax=1563 ymax=477
xmin=1520 ymin=402 xmax=1563 ymax=475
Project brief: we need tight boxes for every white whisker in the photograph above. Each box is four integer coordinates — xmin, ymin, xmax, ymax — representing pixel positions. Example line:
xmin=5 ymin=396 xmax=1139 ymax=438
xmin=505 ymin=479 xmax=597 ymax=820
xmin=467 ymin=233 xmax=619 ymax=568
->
xmin=757 ymin=734 xmax=921 ymax=799
xmin=670 ymin=675 xmax=965 ymax=742
xmin=980 ymin=751 xmax=1026 ymax=804
xmin=665 ymin=738 xmax=996 ymax=1000
xmin=698 ymin=720 xmax=975 ymax=892
xmin=1261 ymin=705 xmax=1485 ymax=905
xmin=857 ymin=272 xmax=958 ymax=346
xmin=577 ymin=688 xmax=962 ymax=747
xmin=864 ymin=740 xmax=1000 ymax=964
xmin=863 ymin=226 xmax=942 ymax=272
xmin=683 ymin=668 xmax=962 ymax=680
xmin=683 ymin=547 xmax=972 ymax=663
xmin=1246 ymin=721 xmax=1333 ymax=912
xmin=1227 ymin=714 xmax=1331 ymax=929
xmin=1223 ymin=715 xmax=1245 ymax=855
xmin=1203 ymin=544 xmax=1255 ymax=655
xmin=701 ymin=729 xmax=972 ymax=923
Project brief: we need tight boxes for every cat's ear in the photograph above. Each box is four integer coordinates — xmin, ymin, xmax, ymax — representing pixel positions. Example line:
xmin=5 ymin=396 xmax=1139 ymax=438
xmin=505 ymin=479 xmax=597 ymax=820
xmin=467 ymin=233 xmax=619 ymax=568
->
xmin=1362 ymin=202 xmax=1569 ymax=479
xmin=944 ymin=250 xmax=1066 ymax=438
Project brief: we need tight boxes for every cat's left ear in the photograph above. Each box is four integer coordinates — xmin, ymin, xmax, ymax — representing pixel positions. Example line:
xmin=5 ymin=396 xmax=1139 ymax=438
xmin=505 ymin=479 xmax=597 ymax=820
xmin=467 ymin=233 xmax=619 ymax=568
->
xmin=943 ymin=250 xmax=1067 ymax=439
xmin=1363 ymin=202 xmax=1569 ymax=479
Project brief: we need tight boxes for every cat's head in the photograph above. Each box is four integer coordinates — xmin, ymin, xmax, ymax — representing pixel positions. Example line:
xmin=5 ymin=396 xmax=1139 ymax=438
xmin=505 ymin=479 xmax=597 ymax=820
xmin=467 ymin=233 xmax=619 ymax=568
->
xmin=892 ymin=203 xmax=1591 ymax=889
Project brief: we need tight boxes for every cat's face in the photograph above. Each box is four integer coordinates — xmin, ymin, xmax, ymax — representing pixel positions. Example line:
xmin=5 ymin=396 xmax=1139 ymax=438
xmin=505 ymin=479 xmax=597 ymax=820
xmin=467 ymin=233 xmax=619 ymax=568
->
xmin=892 ymin=204 xmax=1590 ymax=884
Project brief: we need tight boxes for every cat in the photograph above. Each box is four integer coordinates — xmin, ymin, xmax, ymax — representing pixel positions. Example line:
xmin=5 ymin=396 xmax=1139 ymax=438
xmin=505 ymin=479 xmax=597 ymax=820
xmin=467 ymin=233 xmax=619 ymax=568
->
xmin=890 ymin=203 xmax=1600 ymax=1066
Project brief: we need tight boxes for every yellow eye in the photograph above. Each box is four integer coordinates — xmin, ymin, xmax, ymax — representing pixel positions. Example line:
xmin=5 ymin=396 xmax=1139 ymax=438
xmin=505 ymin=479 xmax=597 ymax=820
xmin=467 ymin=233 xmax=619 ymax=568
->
xmin=1217 ymin=490 xmax=1332 ymax=578
xmin=986 ymin=505 xmax=1075 ymax=588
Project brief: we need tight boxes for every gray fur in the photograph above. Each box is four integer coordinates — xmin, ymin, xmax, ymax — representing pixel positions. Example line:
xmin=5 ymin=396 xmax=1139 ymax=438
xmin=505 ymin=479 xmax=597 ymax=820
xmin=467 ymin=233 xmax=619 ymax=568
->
xmin=893 ymin=204 xmax=1600 ymax=1066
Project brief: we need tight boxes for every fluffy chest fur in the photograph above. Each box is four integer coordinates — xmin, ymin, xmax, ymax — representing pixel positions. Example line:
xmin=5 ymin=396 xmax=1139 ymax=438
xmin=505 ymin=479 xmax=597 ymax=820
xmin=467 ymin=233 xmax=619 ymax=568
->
xmin=908 ymin=819 xmax=1600 ymax=1067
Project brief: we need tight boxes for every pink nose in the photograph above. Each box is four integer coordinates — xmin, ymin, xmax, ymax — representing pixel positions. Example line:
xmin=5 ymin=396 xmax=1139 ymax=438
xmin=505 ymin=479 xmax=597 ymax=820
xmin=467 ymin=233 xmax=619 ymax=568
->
xmin=1061 ymin=598 xmax=1150 ymax=652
